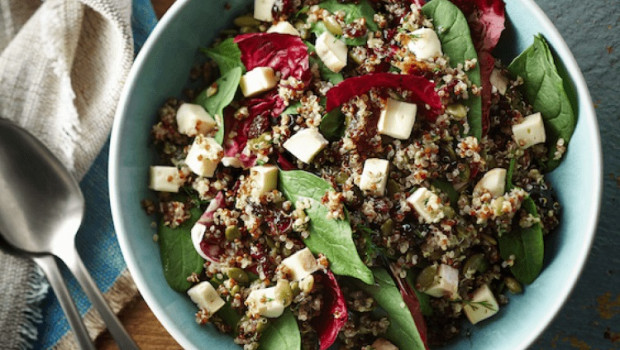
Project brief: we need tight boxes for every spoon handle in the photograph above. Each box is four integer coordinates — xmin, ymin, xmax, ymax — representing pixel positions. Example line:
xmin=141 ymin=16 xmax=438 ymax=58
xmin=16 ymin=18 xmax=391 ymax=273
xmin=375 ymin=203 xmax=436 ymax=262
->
xmin=58 ymin=247 xmax=140 ymax=350
xmin=33 ymin=255 xmax=95 ymax=350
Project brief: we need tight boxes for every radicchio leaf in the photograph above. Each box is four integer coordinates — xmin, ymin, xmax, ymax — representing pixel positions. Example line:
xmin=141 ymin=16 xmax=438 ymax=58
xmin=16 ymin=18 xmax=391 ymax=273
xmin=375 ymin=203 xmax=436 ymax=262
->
xmin=389 ymin=266 xmax=429 ymax=349
xmin=222 ymin=108 xmax=257 ymax=168
xmin=451 ymin=0 xmax=506 ymax=134
xmin=325 ymin=73 xmax=442 ymax=119
xmin=312 ymin=271 xmax=348 ymax=350
xmin=191 ymin=192 xmax=227 ymax=262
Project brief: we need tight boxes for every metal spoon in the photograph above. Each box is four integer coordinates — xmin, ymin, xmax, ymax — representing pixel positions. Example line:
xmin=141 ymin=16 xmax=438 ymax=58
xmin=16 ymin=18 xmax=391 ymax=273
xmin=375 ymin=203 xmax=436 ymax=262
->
xmin=0 ymin=118 xmax=139 ymax=350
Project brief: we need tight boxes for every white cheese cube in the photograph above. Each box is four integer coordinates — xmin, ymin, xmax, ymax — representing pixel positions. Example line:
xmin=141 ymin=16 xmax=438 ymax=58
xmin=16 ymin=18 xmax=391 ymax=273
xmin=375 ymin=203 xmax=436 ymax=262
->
xmin=185 ymin=135 xmax=223 ymax=177
xmin=359 ymin=158 xmax=390 ymax=196
xmin=371 ymin=338 xmax=398 ymax=350
xmin=490 ymin=68 xmax=509 ymax=95
xmin=149 ymin=166 xmax=182 ymax=192
xmin=423 ymin=264 xmax=459 ymax=298
xmin=176 ymin=103 xmax=216 ymax=137
xmin=267 ymin=21 xmax=300 ymax=36
xmin=187 ymin=281 xmax=226 ymax=314
xmin=279 ymin=248 xmax=318 ymax=281
xmin=474 ymin=168 xmax=506 ymax=197
xmin=377 ymin=98 xmax=418 ymax=140
xmin=254 ymin=0 xmax=276 ymax=22
xmin=463 ymin=284 xmax=499 ymax=324
xmin=407 ymin=28 xmax=443 ymax=61
xmin=407 ymin=187 xmax=445 ymax=224
xmin=250 ymin=165 xmax=278 ymax=196
xmin=240 ymin=67 xmax=278 ymax=98
xmin=283 ymin=128 xmax=328 ymax=164
xmin=246 ymin=287 xmax=285 ymax=318
xmin=512 ymin=112 xmax=546 ymax=149
xmin=221 ymin=157 xmax=242 ymax=168
xmin=315 ymin=31 xmax=348 ymax=73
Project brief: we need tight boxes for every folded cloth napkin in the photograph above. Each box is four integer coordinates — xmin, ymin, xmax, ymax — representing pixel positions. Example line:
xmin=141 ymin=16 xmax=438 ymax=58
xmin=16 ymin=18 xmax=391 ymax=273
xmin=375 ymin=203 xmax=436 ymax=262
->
xmin=0 ymin=0 xmax=146 ymax=348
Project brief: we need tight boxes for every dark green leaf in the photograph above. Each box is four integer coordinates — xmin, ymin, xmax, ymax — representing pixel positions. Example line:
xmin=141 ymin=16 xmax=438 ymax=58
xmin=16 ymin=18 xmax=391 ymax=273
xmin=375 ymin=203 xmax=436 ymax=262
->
xmin=306 ymin=42 xmax=344 ymax=85
xmin=508 ymin=35 xmax=576 ymax=171
xmin=498 ymin=197 xmax=544 ymax=284
xmin=194 ymin=67 xmax=242 ymax=144
xmin=201 ymin=38 xmax=245 ymax=76
xmin=319 ymin=108 xmax=346 ymax=141
xmin=405 ymin=271 xmax=433 ymax=317
xmin=282 ymin=102 xmax=302 ymax=115
xmin=422 ymin=0 xmax=482 ymax=140
xmin=158 ymin=207 xmax=204 ymax=292
xmin=431 ymin=179 xmax=458 ymax=208
xmin=353 ymin=268 xmax=425 ymax=350
xmin=209 ymin=279 xmax=242 ymax=330
xmin=318 ymin=0 xmax=378 ymax=32
xmin=259 ymin=309 xmax=301 ymax=350
xmin=279 ymin=170 xmax=374 ymax=285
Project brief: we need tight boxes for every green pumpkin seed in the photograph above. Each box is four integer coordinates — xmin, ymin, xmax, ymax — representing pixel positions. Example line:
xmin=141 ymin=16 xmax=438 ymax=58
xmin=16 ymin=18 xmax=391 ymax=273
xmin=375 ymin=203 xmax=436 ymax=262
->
xmin=324 ymin=17 xmax=343 ymax=35
xmin=504 ymin=276 xmax=523 ymax=294
xmin=386 ymin=179 xmax=401 ymax=197
xmin=225 ymin=225 xmax=241 ymax=241
xmin=227 ymin=267 xmax=249 ymax=285
xmin=416 ymin=265 xmax=437 ymax=291
xmin=381 ymin=219 xmax=394 ymax=237
xmin=234 ymin=16 xmax=260 ymax=28
xmin=463 ymin=253 xmax=489 ymax=274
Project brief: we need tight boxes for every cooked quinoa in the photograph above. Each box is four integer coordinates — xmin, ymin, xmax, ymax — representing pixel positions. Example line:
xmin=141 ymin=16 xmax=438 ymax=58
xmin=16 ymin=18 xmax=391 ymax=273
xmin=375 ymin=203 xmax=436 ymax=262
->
xmin=146 ymin=1 xmax=566 ymax=349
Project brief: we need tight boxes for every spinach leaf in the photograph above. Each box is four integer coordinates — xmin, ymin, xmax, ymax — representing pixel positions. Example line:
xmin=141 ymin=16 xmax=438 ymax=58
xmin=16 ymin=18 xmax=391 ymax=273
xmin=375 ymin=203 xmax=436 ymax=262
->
xmin=431 ymin=179 xmax=458 ymax=208
xmin=306 ymin=42 xmax=344 ymax=85
xmin=259 ymin=309 xmax=301 ymax=350
xmin=158 ymin=207 xmax=204 ymax=292
xmin=318 ymin=0 xmax=378 ymax=32
xmin=498 ymin=197 xmax=544 ymax=284
xmin=282 ymin=102 xmax=302 ymax=115
xmin=194 ymin=67 xmax=242 ymax=144
xmin=279 ymin=170 xmax=374 ymax=285
xmin=209 ymin=279 xmax=242 ymax=330
xmin=200 ymin=38 xmax=245 ymax=76
xmin=319 ymin=108 xmax=346 ymax=141
xmin=422 ymin=0 xmax=482 ymax=140
xmin=353 ymin=268 xmax=425 ymax=350
xmin=508 ymin=35 xmax=576 ymax=171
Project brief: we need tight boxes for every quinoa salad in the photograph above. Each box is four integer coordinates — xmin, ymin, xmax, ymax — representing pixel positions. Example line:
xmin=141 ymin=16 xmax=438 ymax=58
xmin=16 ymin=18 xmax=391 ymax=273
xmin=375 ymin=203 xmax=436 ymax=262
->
xmin=144 ymin=0 xmax=576 ymax=349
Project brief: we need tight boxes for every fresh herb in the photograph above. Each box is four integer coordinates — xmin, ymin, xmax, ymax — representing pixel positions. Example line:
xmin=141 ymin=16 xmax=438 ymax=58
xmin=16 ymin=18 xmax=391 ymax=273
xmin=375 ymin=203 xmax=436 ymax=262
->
xmin=259 ymin=309 xmax=301 ymax=350
xmin=194 ymin=67 xmax=242 ymax=144
xmin=158 ymin=207 xmax=204 ymax=292
xmin=306 ymin=42 xmax=344 ymax=85
xmin=279 ymin=170 xmax=374 ymax=285
xmin=454 ymin=299 xmax=498 ymax=312
xmin=358 ymin=225 xmax=392 ymax=265
xmin=200 ymin=38 xmax=245 ymax=76
xmin=319 ymin=108 xmax=346 ymax=141
xmin=309 ymin=0 xmax=378 ymax=46
xmin=422 ymin=0 xmax=482 ymax=140
xmin=506 ymin=157 xmax=516 ymax=190
xmin=353 ymin=268 xmax=426 ymax=350
xmin=508 ymin=35 xmax=576 ymax=171
xmin=431 ymin=179 xmax=458 ymax=208
xmin=498 ymin=197 xmax=544 ymax=284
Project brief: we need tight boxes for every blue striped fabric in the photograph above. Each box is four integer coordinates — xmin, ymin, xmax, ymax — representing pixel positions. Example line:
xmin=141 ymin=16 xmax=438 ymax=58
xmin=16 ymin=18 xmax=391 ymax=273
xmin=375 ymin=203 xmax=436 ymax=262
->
xmin=34 ymin=1 xmax=157 ymax=348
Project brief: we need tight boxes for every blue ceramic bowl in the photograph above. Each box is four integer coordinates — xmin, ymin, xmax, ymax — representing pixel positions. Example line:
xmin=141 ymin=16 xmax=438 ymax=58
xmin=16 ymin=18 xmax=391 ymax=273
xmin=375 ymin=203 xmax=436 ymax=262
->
xmin=109 ymin=1 xmax=602 ymax=349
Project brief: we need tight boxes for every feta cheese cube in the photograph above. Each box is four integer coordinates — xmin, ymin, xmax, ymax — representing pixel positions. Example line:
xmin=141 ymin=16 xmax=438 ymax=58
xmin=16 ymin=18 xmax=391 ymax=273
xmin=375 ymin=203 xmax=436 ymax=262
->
xmin=359 ymin=158 xmax=390 ymax=196
xmin=490 ymin=68 xmax=509 ymax=95
xmin=240 ymin=67 xmax=278 ymax=98
xmin=185 ymin=135 xmax=223 ymax=177
xmin=371 ymin=338 xmax=398 ymax=350
xmin=246 ymin=287 xmax=285 ymax=318
xmin=407 ymin=28 xmax=443 ymax=61
xmin=176 ymin=103 xmax=216 ymax=137
xmin=149 ymin=166 xmax=182 ymax=192
xmin=283 ymin=128 xmax=328 ymax=164
xmin=187 ymin=281 xmax=226 ymax=314
xmin=267 ymin=21 xmax=300 ymax=36
xmin=512 ymin=112 xmax=546 ymax=149
xmin=254 ymin=0 xmax=276 ymax=22
xmin=463 ymin=284 xmax=499 ymax=324
xmin=279 ymin=248 xmax=318 ymax=281
xmin=377 ymin=98 xmax=418 ymax=140
xmin=407 ymin=187 xmax=445 ymax=224
xmin=422 ymin=264 xmax=459 ymax=298
xmin=250 ymin=165 xmax=278 ymax=196
xmin=221 ymin=157 xmax=242 ymax=168
xmin=474 ymin=168 xmax=507 ymax=197
xmin=315 ymin=31 xmax=348 ymax=73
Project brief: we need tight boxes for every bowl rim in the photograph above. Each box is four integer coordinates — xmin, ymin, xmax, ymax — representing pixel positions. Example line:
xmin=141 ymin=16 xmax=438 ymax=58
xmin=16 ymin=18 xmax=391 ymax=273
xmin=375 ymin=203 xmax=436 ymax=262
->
xmin=108 ymin=0 xmax=603 ymax=349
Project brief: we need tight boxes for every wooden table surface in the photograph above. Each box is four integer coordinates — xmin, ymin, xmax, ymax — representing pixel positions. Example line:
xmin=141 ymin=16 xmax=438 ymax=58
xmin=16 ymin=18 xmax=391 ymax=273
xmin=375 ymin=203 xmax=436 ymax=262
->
xmin=98 ymin=1 xmax=179 ymax=349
